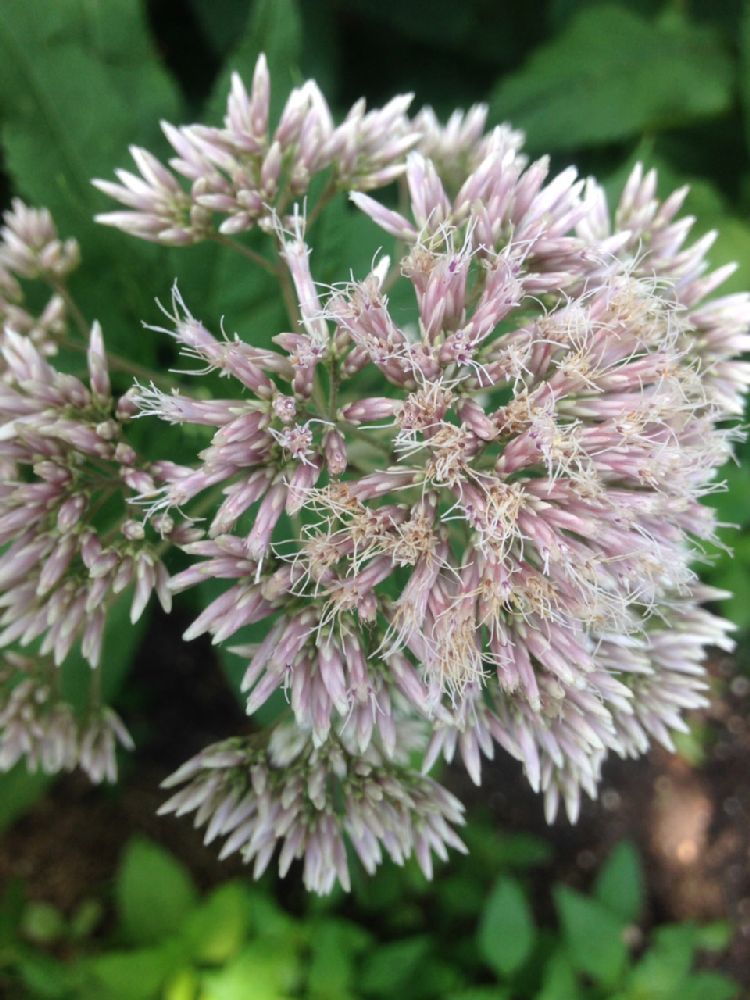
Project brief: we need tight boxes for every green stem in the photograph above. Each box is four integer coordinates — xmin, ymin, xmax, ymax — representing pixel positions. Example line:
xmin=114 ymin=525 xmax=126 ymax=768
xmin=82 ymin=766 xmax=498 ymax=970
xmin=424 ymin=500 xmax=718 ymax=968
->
xmin=211 ymin=233 xmax=277 ymax=276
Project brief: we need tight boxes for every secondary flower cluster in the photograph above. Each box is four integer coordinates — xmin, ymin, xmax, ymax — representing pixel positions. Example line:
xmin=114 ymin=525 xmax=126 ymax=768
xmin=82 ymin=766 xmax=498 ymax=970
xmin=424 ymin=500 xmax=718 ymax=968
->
xmin=1 ymin=55 xmax=746 ymax=891
xmin=160 ymin=723 xmax=465 ymax=894
xmin=0 ymin=199 xmax=79 ymax=358
xmin=0 ymin=652 xmax=133 ymax=783
xmin=0 ymin=323 xmax=175 ymax=670
xmin=94 ymin=54 xmax=421 ymax=244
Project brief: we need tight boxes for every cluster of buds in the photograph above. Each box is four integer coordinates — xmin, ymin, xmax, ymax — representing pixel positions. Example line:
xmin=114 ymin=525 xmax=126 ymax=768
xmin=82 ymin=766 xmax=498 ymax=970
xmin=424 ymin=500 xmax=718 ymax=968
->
xmin=0 ymin=323 xmax=176 ymax=670
xmin=94 ymin=55 xmax=420 ymax=244
xmin=159 ymin=723 xmax=465 ymax=894
xmin=1 ymin=55 xmax=747 ymax=892
xmin=0 ymin=199 xmax=80 ymax=358
xmin=0 ymin=653 xmax=133 ymax=782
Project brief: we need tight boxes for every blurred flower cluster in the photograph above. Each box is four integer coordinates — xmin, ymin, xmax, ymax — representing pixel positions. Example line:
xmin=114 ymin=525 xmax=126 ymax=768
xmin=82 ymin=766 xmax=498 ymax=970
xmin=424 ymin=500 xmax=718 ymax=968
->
xmin=0 ymin=55 xmax=747 ymax=891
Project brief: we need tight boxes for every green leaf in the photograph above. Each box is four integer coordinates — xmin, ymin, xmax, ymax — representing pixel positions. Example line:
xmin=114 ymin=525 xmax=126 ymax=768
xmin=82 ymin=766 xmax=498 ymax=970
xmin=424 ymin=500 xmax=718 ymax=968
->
xmin=307 ymin=918 xmax=371 ymax=999
xmin=182 ymin=883 xmax=250 ymax=965
xmin=594 ymin=841 xmax=643 ymax=924
xmin=0 ymin=0 xmax=181 ymax=363
xmin=205 ymin=0 xmax=302 ymax=125
xmin=678 ymin=971 xmax=740 ymax=1000
xmin=199 ymin=940 xmax=300 ymax=1000
xmin=694 ymin=921 xmax=733 ymax=953
xmin=358 ymin=936 xmax=431 ymax=996
xmin=741 ymin=0 xmax=750 ymax=157
xmin=17 ymin=953 xmax=74 ymax=999
xmin=477 ymin=876 xmax=535 ymax=977
xmin=20 ymin=902 xmax=66 ymax=945
xmin=0 ymin=765 xmax=51 ymax=835
xmin=446 ymin=990 xmax=509 ymax=1000
xmin=489 ymin=5 xmax=733 ymax=151
xmin=626 ymin=924 xmax=696 ymax=995
xmin=554 ymin=886 xmax=628 ymax=988
xmin=82 ymin=944 xmax=180 ymax=1000
xmin=164 ymin=966 xmax=200 ymax=1000
xmin=537 ymin=948 xmax=579 ymax=1000
xmin=116 ymin=838 xmax=198 ymax=946
xmin=0 ymin=0 xmax=179 ymax=226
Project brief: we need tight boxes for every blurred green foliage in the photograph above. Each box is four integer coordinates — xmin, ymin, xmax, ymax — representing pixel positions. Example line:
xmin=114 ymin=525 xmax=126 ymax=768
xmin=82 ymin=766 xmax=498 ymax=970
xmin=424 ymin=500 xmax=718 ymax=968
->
xmin=0 ymin=831 xmax=738 ymax=998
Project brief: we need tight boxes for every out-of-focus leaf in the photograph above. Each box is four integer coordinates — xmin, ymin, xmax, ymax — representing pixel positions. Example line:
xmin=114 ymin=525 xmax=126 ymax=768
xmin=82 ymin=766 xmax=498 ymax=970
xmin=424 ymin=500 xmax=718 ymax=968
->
xmin=205 ymin=0 xmax=302 ymax=125
xmin=82 ymin=944 xmax=181 ymax=1000
xmin=182 ymin=883 xmax=250 ymax=965
xmin=61 ymin=590 xmax=150 ymax=710
xmin=0 ymin=766 xmax=51 ymax=834
xmin=116 ymin=838 xmax=198 ymax=946
xmin=554 ymin=886 xmax=627 ymax=988
xmin=536 ymin=948 xmax=579 ymax=1000
xmin=678 ymin=971 xmax=740 ymax=1000
xmin=188 ymin=0 xmax=251 ymax=57
xmin=594 ymin=841 xmax=643 ymax=924
xmin=446 ymin=990 xmax=509 ymax=1000
xmin=489 ymin=5 xmax=733 ymax=151
xmin=627 ymin=923 xmax=695 ymax=993
xmin=694 ymin=921 xmax=733 ymax=953
xmin=477 ymin=876 xmax=535 ymax=976
xmin=741 ymin=1 xmax=750 ymax=157
xmin=307 ymin=918 xmax=370 ymax=999
xmin=462 ymin=826 xmax=552 ymax=873
xmin=164 ymin=966 xmax=200 ymax=1000
xmin=358 ymin=936 xmax=431 ymax=995
xmin=199 ymin=940 xmax=300 ymax=1000
xmin=707 ymin=534 xmax=750 ymax=629
xmin=0 ymin=0 xmax=182 ymax=362
xmin=20 ymin=902 xmax=66 ymax=946
xmin=17 ymin=953 xmax=73 ymax=998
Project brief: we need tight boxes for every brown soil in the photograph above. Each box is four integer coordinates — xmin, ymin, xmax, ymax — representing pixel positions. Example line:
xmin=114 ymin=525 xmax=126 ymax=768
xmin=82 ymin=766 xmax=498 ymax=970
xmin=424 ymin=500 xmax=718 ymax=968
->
xmin=1 ymin=612 xmax=749 ymax=988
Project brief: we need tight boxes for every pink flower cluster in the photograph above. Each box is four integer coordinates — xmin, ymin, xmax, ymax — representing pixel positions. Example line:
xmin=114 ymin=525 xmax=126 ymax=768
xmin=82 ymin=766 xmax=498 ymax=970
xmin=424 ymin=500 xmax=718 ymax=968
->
xmin=0 ymin=55 xmax=747 ymax=891
xmin=94 ymin=55 xmax=420 ymax=244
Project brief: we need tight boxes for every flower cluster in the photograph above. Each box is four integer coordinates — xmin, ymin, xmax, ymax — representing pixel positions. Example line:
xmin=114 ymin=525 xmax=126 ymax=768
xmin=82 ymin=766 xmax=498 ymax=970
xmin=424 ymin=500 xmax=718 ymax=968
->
xmin=1 ymin=55 xmax=746 ymax=893
xmin=160 ymin=723 xmax=465 ymax=894
xmin=0 ymin=652 xmax=133 ymax=782
xmin=94 ymin=55 xmax=420 ymax=244
xmin=0 ymin=199 xmax=80 ymax=358
xmin=0 ymin=323 xmax=175 ymax=669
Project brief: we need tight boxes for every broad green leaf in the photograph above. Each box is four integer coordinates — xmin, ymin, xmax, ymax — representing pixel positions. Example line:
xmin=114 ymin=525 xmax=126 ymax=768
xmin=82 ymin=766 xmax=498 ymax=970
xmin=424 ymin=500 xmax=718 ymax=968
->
xmin=554 ymin=886 xmax=628 ymax=988
xmin=307 ymin=919 xmax=370 ymax=999
xmin=678 ymin=971 xmax=740 ymax=1000
xmin=489 ymin=5 xmax=733 ymax=151
xmin=164 ymin=967 xmax=200 ymax=1000
xmin=82 ymin=944 xmax=181 ymax=1000
xmin=205 ymin=0 xmax=302 ymax=125
xmin=358 ymin=936 xmax=431 ymax=995
xmin=0 ymin=0 xmax=182 ymax=363
xmin=20 ymin=901 xmax=66 ymax=945
xmin=17 ymin=953 xmax=74 ymax=999
xmin=741 ymin=1 xmax=750 ymax=157
xmin=626 ymin=923 xmax=696 ymax=994
xmin=446 ymin=990 xmax=509 ymax=1000
xmin=199 ymin=940 xmax=300 ymax=1000
xmin=477 ymin=876 xmax=535 ymax=976
xmin=0 ymin=765 xmax=51 ymax=834
xmin=182 ymin=883 xmax=250 ymax=965
xmin=694 ymin=921 xmax=733 ymax=953
xmin=116 ymin=838 xmax=198 ymax=946
xmin=537 ymin=948 xmax=579 ymax=1000
xmin=594 ymin=841 xmax=644 ymax=924
xmin=188 ymin=0 xmax=251 ymax=57
xmin=462 ymin=826 xmax=552 ymax=873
